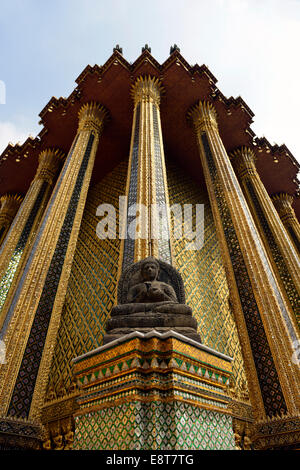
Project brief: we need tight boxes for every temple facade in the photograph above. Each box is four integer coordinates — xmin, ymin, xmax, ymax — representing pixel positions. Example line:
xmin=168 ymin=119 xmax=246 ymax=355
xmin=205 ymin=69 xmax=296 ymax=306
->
xmin=0 ymin=46 xmax=300 ymax=450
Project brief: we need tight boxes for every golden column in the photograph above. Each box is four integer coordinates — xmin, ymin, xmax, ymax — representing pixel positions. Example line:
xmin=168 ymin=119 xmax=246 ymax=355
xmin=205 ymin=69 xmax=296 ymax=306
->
xmin=0 ymin=194 xmax=23 ymax=246
xmin=0 ymin=102 xmax=107 ymax=448
xmin=272 ymin=193 xmax=300 ymax=254
xmin=0 ymin=149 xmax=64 ymax=331
xmin=230 ymin=147 xmax=300 ymax=326
xmin=121 ymin=76 xmax=172 ymax=271
xmin=188 ymin=101 xmax=300 ymax=446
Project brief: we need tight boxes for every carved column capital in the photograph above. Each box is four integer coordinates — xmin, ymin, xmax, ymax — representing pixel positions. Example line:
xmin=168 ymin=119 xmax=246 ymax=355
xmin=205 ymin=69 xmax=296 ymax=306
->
xmin=187 ymin=100 xmax=218 ymax=134
xmin=77 ymin=102 xmax=108 ymax=134
xmin=272 ymin=193 xmax=295 ymax=224
xmin=34 ymin=149 xmax=65 ymax=185
xmin=230 ymin=147 xmax=257 ymax=180
xmin=131 ymin=75 xmax=162 ymax=108
xmin=0 ymin=194 xmax=23 ymax=226
xmin=271 ymin=193 xmax=300 ymax=253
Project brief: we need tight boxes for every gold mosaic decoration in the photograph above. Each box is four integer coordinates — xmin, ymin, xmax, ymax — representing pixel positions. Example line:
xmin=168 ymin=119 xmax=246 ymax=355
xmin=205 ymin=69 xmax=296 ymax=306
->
xmin=46 ymin=158 xmax=247 ymax=399
xmin=45 ymin=160 xmax=128 ymax=399
xmin=166 ymin=160 xmax=247 ymax=393
xmin=72 ymin=333 xmax=235 ymax=450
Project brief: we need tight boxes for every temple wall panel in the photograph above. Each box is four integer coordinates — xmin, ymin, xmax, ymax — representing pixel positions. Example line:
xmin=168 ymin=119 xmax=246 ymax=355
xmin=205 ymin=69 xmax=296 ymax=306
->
xmin=45 ymin=160 xmax=128 ymax=399
xmin=166 ymin=161 xmax=248 ymax=395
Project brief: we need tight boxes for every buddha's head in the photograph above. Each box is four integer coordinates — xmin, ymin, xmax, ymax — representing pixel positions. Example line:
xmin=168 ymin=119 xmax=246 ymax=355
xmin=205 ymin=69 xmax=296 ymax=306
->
xmin=140 ymin=257 xmax=160 ymax=281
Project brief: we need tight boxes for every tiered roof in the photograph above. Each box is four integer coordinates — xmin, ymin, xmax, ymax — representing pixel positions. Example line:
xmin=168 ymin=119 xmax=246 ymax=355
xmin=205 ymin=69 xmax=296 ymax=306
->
xmin=0 ymin=47 xmax=299 ymax=219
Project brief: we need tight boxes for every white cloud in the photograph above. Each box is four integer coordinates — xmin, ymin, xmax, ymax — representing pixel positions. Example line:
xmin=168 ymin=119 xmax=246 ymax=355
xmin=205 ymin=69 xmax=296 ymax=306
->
xmin=0 ymin=121 xmax=31 ymax=154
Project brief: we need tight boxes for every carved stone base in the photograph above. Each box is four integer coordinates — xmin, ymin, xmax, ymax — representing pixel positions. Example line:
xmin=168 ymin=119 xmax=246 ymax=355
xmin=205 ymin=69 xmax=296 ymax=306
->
xmin=41 ymin=391 xmax=80 ymax=450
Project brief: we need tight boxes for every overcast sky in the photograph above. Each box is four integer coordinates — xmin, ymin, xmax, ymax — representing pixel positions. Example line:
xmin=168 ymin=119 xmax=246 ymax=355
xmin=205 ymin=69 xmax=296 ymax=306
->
xmin=1 ymin=0 xmax=300 ymax=164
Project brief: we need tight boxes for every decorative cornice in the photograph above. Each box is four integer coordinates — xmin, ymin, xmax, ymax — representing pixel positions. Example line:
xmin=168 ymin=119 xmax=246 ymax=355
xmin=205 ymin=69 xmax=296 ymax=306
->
xmin=0 ymin=136 xmax=41 ymax=167
xmin=212 ymin=89 xmax=255 ymax=120
xmin=254 ymin=136 xmax=300 ymax=172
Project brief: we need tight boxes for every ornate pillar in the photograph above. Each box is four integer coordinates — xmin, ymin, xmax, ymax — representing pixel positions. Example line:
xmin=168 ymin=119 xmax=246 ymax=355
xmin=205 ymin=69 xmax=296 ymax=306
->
xmin=272 ymin=193 xmax=300 ymax=254
xmin=0 ymin=194 xmax=23 ymax=246
xmin=230 ymin=147 xmax=300 ymax=326
xmin=0 ymin=102 xmax=107 ymax=449
xmin=121 ymin=76 xmax=173 ymax=272
xmin=188 ymin=101 xmax=300 ymax=448
xmin=0 ymin=149 xmax=64 ymax=331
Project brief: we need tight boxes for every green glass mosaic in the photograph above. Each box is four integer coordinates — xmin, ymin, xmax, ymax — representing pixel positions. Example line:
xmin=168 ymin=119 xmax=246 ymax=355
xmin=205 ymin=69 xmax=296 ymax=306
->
xmin=73 ymin=401 xmax=235 ymax=450
xmin=167 ymin=160 xmax=247 ymax=393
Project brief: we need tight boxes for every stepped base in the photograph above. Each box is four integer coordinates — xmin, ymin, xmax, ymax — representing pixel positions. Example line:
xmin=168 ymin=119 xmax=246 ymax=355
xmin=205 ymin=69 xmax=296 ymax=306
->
xmin=72 ymin=330 xmax=235 ymax=450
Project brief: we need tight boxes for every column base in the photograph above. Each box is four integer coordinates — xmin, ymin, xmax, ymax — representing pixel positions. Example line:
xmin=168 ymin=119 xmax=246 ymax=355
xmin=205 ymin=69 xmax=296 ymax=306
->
xmin=0 ymin=416 xmax=43 ymax=450
xmin=252 ymin=414 xmax=300 ymax=450
xmin=72 ymin=330 xmax=235 ymax=450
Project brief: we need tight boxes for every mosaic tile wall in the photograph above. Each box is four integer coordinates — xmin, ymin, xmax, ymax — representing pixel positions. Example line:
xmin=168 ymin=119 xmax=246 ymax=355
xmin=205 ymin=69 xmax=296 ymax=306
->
xmin=166 ymin=160 xmax=247 ymax=393
xmin=73 ymin=401 xmax=235 ymax=450
xmin=46 ymin=157 xmax=247 ymax=398
xmin=45 ymin=160 xmax=128 ymax=398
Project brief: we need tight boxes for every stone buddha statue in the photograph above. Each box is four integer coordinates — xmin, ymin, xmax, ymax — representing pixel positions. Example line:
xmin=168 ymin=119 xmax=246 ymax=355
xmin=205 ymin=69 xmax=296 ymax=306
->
xmin=127 ymin=258 xmax=178 ymax=304
xmin=103 ymin=257 xmax=201 ymax=344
